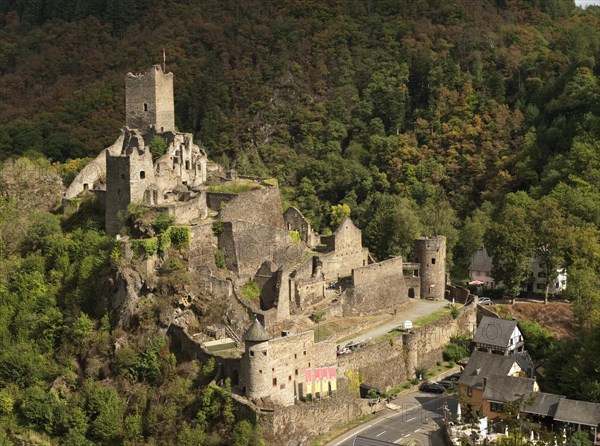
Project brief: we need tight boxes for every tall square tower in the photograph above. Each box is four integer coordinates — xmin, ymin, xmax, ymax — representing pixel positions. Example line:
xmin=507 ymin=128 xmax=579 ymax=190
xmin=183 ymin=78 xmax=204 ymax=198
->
xmin=125 ymin=65 xmax=175 ymax=133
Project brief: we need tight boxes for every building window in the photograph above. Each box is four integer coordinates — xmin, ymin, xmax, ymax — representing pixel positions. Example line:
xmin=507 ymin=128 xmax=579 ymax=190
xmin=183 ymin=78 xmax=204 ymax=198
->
xmin=140 ymin=171 xmax=145 ymax=179
xmin=259 ymin=370 xmax=262 ymax=374
xmin=308 ymin=362 xmax=311 ymax=367
xmin=121 ymin=174 xmax=125 ymax=180
xmin=432 ymin=258 xmax=436 ymax=265
xmin=272 ymin=368 xmax=275 ymax=372
xmin=185 ymin=160 xmax=190 ymax=170
xmin=250 ymin=351 xmax=254 ymax=357
xmin=83 ymin=183 xmax=89 ymax=190
xmin=490 ymin=402 xmax=504 ymax=412
xmin=538 ymin=272 xmax=546 ymax=278
xmin=262 ymin=351 xmax=267 ymax=356
xmin=272 ymin=378 xmax=277 ymax=386
xmin=288 ymin=375 xmax=292 ymax=381
xmin=303 ymin=351 xmax=306 ymax=356
xmin=537 ymin=283 xmax=545 ymax=290
xmin=294 ymin=354 xmax=297 ymax=359
xmin=143 ymin=103 xmax=148 ymax=111
xmin=295 ymin=369 xmax=298 ymax=375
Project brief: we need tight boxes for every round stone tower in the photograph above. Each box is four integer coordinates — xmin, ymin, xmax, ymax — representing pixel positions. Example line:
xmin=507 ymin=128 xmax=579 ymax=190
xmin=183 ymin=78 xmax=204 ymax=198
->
xmin=242 ymin=319 xmax=271 ymax=401
xmin=414 ymin=236 xmax=446 ymax=300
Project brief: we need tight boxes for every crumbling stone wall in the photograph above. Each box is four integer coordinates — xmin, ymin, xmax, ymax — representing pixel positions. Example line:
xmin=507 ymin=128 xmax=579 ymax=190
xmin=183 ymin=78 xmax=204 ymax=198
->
xmin=155 ymin=192 xmax=207 ymax=225
xmin=105 ymin=129 xmax=155 ymax=235
xmin=345 ymin=257 xmax=409 ymax=313
xmin=283 ymin=207 xmax=318 ymax=247
xmin=65 ymin=132 xmax=125 ymax=199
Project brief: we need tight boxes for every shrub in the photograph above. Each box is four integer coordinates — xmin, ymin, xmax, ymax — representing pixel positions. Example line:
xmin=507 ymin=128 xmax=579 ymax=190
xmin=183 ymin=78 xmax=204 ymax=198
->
xmin=450 ymin=306 xmax=459 ymax=319
xmin=215 ymin=250 xmax=225 ymax=269
xmin=519 ymin=320 xmax=555 ymax=359
xmin=443 ymin=343 xmax=469 ymax=362
xmin=212 ymin=219 xmax=224 ymax=236
xmin=132 ymin=237 xmax=158 ymax=257
xmin=158 ymin=230 xmax=171 ymax=253
xmin=289 ymin=230 xmax=301 ymax=244
xmin=153 ymin=213 xmax=175 ymax=235
xmin=241 ymin=280 xmax=260 ymax=302
xmin=169 ymin=226 xmax=191 ymax=249
xmin=311 ymin=311 xmax=325 ymax=323
xmin=149 ymin=135 xmax=168 ymax=162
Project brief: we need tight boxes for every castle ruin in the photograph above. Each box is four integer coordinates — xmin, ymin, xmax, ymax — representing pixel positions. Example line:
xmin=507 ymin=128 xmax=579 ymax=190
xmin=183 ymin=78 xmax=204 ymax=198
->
xmin=66 ymin=66 xmax=453 ymax=415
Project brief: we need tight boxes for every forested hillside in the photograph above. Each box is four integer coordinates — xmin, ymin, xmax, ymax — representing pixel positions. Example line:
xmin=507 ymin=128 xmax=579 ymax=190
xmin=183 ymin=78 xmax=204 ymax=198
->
xmin=2 ymin=0 xmax=600 ymax=443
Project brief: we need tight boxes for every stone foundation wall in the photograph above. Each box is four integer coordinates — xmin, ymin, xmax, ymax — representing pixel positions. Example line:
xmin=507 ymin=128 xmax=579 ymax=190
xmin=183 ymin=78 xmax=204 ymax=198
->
xmin=188 ymin=223 xmax=219 ymax=272
xmin=262 ymin=395 xmax=375 ymax=446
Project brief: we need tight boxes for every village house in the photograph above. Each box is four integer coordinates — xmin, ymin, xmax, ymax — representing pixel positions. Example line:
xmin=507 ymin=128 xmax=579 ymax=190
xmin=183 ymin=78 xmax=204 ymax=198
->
xmin=473 ymin=316 xmax=525 ymax=356
xmin=469 ymin=248 xmax=567 ymax=295
xmin=460 ymin=338 xmax=600 ymax=442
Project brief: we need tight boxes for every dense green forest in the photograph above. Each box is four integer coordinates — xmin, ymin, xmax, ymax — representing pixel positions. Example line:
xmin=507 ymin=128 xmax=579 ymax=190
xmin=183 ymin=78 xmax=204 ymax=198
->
xmin=2 ymin=0 xmax=600 ymax=443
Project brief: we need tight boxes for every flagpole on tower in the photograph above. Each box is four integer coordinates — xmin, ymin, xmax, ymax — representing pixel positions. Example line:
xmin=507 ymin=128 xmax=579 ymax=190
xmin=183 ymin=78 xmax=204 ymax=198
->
xmin=163 ymin=48 xmax=166 ymax=72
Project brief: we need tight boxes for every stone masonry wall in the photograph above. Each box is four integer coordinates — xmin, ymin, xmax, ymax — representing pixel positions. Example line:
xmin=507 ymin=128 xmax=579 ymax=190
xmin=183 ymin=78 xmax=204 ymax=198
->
xmin=319 ymin=248 xmax=369 ymax=280
xmin=283 ymin=207 xmax=318 ymax=247
xmin=155 ymin=192 xmax=207 ymax=225
xmin=337 ymin=303 xmax=476 ymax=391
xmin=222 ymin=220 xmax=293 ymax=278
xmin=220 ymin=187 xmax=285 ymax=229
xmin=345 ymin=257 xmax=409 ymax=313
xmin=65 ymin=132 xmax=125 ymax=199
xmin=206 ymin=191 xmax=237 ymax=211
xmin=263 ymin=395 xmax=374 ymax=446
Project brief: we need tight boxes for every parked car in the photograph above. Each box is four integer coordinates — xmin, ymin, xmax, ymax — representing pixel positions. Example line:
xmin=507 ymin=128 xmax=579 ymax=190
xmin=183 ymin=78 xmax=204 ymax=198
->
xmin=478 ymin=297 xmax=492 ymax=305
xmin=447 ymin=372 xmax=462 ymax=381
xmin=438 ymin=379 xmax=455 ymax=389
xmin=419 ymin=382 xmax=445 ymax=394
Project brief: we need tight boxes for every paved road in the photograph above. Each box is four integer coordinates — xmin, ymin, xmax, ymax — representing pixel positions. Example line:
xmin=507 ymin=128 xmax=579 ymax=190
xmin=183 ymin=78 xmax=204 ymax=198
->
xmin=330 ymin=392 xmax=458 ymax=446
xmin=340 ymin=299 xmax=450 ymax=345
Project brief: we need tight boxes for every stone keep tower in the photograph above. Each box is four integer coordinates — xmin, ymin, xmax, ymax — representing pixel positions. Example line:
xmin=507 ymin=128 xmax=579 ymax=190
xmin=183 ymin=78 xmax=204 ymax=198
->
xmin=414 ymin=236 xmax=446 ymax=300
xmin=241 ymin=319 xmax=272 ymax=401
xmin=125 ymin=65 xmax=175 ymax=133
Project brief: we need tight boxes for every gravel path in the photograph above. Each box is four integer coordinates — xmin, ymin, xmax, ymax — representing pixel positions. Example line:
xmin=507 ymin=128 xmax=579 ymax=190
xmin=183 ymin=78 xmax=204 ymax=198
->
xmin=340 ymin=299 xmax=450 ymax=345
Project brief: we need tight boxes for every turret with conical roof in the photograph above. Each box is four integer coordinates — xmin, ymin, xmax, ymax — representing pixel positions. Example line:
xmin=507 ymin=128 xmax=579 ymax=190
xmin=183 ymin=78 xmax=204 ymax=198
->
xmin=241 ymin=318 xmax=272 ymax=402
xmin=243 ymin=318 xmax=271 ymax=343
